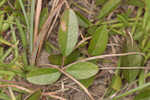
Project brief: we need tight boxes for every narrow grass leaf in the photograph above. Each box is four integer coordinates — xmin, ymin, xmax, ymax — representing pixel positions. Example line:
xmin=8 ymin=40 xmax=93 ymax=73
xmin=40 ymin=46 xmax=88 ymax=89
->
xmin=58 ymin=9 xmax=79 ymax=56
xmin=39 ymin=8 xmax=48 ymax=30
xmin=0 ymin=37 xmax=13 ymax=47
xmin=18 ymin=0 xmax=29 ymax=28
xmin=2 ymin=15 xmax=14 ymax=32
xmin=113 ymin=82 xmax=150 ymax=99
xmin=143 ymin=0 xmax=150 ymax=31
xmin=0 ymin=47 xmax=3 ymax=59
xmin=98 ymin=0 xmax=121 ymax=19
xmin=0 ymin=0 xmax=6 ymax=8
xmin=29 ymin=0 xmax=36 ymax=53
xmin=16 ymin=19 xmax=27 ymax=48
xmin=0 ymin=14 xmax=4 ymax=32
xmin=127 ymin=0 xmax=144 ymax=7
xmin=75 ymin=11 xmax=91 ymax=28
xmin=0 ymin=93 xmax=11 ymax=100
xmin=16 ymin=19 xmax=28 ymax=65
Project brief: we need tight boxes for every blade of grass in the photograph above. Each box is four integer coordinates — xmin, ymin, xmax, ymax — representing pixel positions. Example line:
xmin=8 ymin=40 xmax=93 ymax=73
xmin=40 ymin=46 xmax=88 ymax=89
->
xmin=0 ymin=37 xmax=13 ymax=47
xmin=0 ymin=48 xmax=13 ymax=62
xmin=18 ymin=0 xmax=30 ymax=64
xmin=16 ymin=19 xmax=28 ymax=65
xmin=16 ymin=19 xmax=27 ymax=49
xmin=18 ymin=0 xmax=29 ymax=30
xmin=0 ymin=0 xmax=6 ymax=7
xmin=70 ymin=0 xmax=91 ymax=14
xmin=113 ymin=82 xmax=150 ymax=99
xmin=131 ymin=8 xmax=142 ymax=35
xmin=29 ymin=0 xmax=36 ymax=53
xmin=10 ymin=25 xmax=19 ymax=63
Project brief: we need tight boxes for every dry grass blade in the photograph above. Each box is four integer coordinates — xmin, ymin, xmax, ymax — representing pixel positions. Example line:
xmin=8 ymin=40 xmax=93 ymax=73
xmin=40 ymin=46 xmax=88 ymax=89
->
xmin=0 ymin=84 xmax=33 ymax=93
xmin=42 ymin=93 xmax=66 ymax=100
xmin=125 ymin=29 xmax=134 ymax=46
xmin=64 ymin=52 xmax=144 ymax=69
xmin=31 ymin=0 xmax=65 ymax=65
xmin=0 ymin=84 xmax=66 ymax=100
xmin=0 ymin=79 xmax=31 ymax=87
xmin=64 ymin=0 xmax=70 ymax=8
xmin=34 ymin=0 xmax=42 ymax=44
xmin=46 ymin=5 xmax=61 ymax=39
xmin=99 ymin=66 xmax=148 ymax=70
xmin=75 ymin=36 xmax=92 ymax=49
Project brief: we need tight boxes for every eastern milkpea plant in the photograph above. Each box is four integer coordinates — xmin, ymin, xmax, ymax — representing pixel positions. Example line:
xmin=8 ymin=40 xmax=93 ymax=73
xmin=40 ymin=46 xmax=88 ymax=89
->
xmin=26 ymin=9 xmax=102 ymax=87
xmin=1 ymin=0 xmax=150 ymax=99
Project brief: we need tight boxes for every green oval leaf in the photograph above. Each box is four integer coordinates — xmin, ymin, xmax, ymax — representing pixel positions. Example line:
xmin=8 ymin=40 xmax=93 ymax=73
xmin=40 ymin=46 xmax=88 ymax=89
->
xmin=25 ymin=90 xmax=41 ymax=100
xmin=88 ymin=25 xmax=108 ymax=56
xmin=98 ymin=0 xmax=121 ymax=19
xmin=58 ymin=9 xmax=79 ymax=56
xmin=26 ymin=68 xmax=61 ymax=85
xmin=66 ymin=62 xmax=99 ymax=80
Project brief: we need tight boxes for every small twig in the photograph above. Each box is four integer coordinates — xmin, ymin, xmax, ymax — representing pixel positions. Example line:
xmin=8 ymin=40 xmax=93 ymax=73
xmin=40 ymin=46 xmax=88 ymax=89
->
xmin=51 ymin=0 xmax=59 ymax=12
xmin=125 ymin=29 xmax=134 ymax=47
xmin=44 ymin=88 xmax=69 ymax=95
xmin=42 ymin=92 xmax=66 ymax=100
xmin=7 ymin=0 xmax=15 ymax=10
xmin=0 ymin=79 xmax=31 ymax=87
xmin=0 ymin=85 xmax=33 ymax=93
xmin=64 ymin=52 xmax=144 ymax=69
xmin=75 ymin=36 xmax=92 ymax=49
xmin=70 ymin=0 xmax=91 ymax=14
xmin=47 ymin=6 xmax=61 ymax=38
xmin=61 ymin=56 xmax=66 ymax=67
xmin=31 ymin=1 xmax=65 ymax=65
xmin=64 ymin=0 xmax=70 ymax=8
xmin=99 ymin=66 xmax=149 ymax=70
xmin=43 ymin=64 xmax=95 ymax=100
xmin=0 ymin=84 xmax=66 ymax=100
xmin=8 ymin=87 xmax=16 ymax=100
xmin=65 ymin=85 xmax=81 ymax=92
xmin=79 ymin=31 xmax=85 ymax=40
xmin=39 ymin=63 xmax=59 ymax=68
